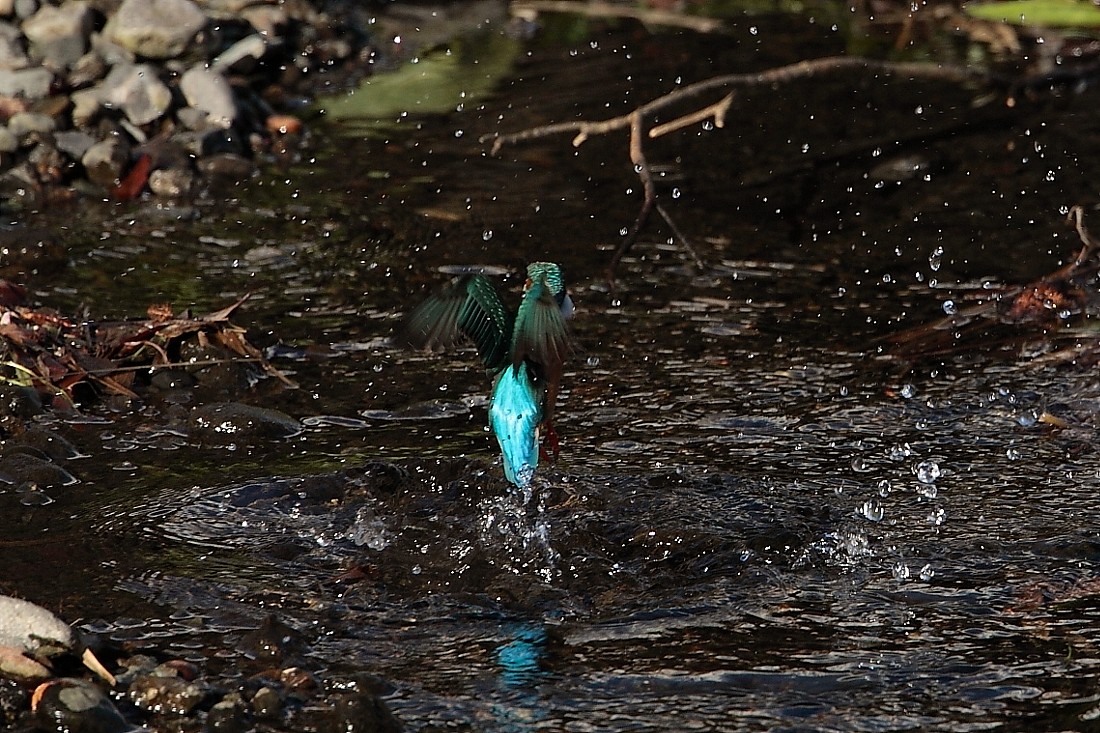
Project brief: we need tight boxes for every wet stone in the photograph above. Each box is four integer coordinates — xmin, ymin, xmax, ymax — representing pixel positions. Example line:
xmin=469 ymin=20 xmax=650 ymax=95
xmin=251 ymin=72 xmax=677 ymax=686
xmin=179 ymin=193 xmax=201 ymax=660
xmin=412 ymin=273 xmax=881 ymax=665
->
xmin=0 ymin=678 xmax=28 ymax=727
xmin=0 ymin=127 xmax=16 ymax=153
xmin=81 ymin=137 xmax=130 ymax=188
xmin=33 ymin=679 xmax=132 ymax=733
xmin=189 ymin=402 xmax=301 ymax=442
xmin=105 ymin=0 xmax=207 ymax=59
xmin=128 ymin=673 xmax=205 ymax=715
xmin=0 ymin=452 xmax=76 ymax=487
xmin=250 ymin=686 xmax=281 ymax=719
xmin=148 ymin=166 xmax=195 ymax=197
xmin=206 ymin=694 xmax=247 ymax=733
xmin=195 ymin=150 xmax=253 ymax=178
xmin=21 ymin=1 xmax=94 ymax=68
xmin=7 ymin=111 xmax=55 ymax=138
xmin=0 ymin=66 xmax=51 ymax=98
xmin=179 ymin=65 xmax=236 ymax=128
xmin=53 ymin=129 xmax=96 ymax=159
xmin=100 ymin=63 xmax=172 ymax=126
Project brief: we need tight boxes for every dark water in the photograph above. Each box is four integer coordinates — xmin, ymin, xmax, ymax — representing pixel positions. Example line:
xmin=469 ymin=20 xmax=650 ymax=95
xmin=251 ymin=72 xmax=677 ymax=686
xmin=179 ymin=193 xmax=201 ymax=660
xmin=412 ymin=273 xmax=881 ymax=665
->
xmin=5 ymin=4 xmax=1100 ymax=731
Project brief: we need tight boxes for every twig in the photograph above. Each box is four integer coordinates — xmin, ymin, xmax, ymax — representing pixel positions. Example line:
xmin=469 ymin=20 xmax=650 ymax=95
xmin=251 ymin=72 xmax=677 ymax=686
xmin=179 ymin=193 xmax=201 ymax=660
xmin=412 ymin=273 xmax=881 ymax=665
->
xmin=482 ymin=55 xmax=991 ymax=279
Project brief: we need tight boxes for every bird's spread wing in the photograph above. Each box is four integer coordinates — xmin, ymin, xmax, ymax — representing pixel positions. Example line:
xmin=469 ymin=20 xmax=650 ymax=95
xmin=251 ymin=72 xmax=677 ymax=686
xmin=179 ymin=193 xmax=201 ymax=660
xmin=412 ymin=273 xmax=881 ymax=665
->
xmin=511 ymin=278 xmax=572 ymax=374
xmin=401 ymin=275 xmax=511 ymax=370
xmin=458 ymin=275 xmax=512 ymax=370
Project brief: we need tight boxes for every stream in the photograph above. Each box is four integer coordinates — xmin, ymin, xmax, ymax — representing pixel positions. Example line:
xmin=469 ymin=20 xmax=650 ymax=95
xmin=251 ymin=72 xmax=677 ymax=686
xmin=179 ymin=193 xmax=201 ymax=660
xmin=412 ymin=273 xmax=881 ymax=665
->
xmin=4 ymin=2 xmax=1100 ymax=731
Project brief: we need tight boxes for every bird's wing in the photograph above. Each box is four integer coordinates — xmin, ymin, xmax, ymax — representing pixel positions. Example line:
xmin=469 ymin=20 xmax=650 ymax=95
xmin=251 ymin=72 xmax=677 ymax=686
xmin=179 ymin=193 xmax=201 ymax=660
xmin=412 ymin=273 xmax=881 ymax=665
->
xmin=511 ymin=278 xmax=572 ymax=374
xmin=457 ymin=275 xmax=512 ymax=370
xmin=401 ymin=275 xmax=511 ymax=370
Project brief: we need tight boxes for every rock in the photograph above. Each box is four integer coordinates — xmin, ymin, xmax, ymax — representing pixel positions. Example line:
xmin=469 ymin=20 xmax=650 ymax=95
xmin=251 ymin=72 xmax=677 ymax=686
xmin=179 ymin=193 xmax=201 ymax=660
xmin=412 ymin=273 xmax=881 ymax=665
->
xmin=0 ymin=20 xmax=28 ymax=68
xmin=82 ymin=137 xmax=131 ymax=187
xmin=53 ymin=130 xmax=96 ymax=159
xmin=0 ymin=452 xmax=77 ymax=487
xmin=240 ymin=5 xmax=285 ymax=39
xmin=70 ymin=87 xmax=101 ymax=126
xmin=6 ymin=111 xmax=54 ymax=138
xmin=0 ymin=126 xmax=15 ymax=153
xmin=210 ymin=33 xmax=265 ymax=74
xmin=68 ymin=49 xmax=108 ymax=88
xmin=0 ymin=67 xmax=51 ymax=98
xmin=148 ymin=166 xmax=195 ymax=197
xmin=250 ymin=686 xmax=281 ymax=719
xmin=0 ymin=595 xmax=74 ymax=656
xmin=128 ymin=674 xmax=205 ymax=715
xmin=12 ymin=0 xmax=35 ymax=21
xmin=196 ymin=151 xmax=253 ymax=178
xmin=32 ymin=678 xmax=132 ymax=733
xmin=105 ymin=0 xmax=207 ymax=59
xmin=189 ymin=402 xmax=301 ymax=442
xmin=179 ymin=65 xmax=236 ymax=127
xmin=206 ymin=695 xmax=247 ymax=733
xmin=21 ymin=2 xmax=94 ymax=68
xmin=100 ymin=63 xmax=172 ymax=126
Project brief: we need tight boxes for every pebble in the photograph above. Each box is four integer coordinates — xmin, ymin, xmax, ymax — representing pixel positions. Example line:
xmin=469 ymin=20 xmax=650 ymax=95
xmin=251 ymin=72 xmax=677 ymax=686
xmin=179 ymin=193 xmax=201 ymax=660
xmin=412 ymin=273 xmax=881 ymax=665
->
xmin=0 ymin=0 xmax=377 ymax=203
xmin=104 ymin=0 xmax=207 ymax=59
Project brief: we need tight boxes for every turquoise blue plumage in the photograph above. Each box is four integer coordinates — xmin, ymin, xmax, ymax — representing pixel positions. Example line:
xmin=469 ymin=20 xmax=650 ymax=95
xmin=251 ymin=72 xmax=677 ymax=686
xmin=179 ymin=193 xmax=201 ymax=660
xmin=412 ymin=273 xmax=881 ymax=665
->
xmin=402 ymin=263 xmax=574 ymax=487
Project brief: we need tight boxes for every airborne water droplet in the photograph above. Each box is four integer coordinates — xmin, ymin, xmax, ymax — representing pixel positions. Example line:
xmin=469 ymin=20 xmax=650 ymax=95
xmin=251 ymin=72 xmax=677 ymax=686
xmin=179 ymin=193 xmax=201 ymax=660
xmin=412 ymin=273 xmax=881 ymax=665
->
xmin=482 ymin=230 xmax=494 ymax=241
xmin=860 ymin=498 xmax=884 ymax=521
xmin=914 ymin=460 xmax=941 ymax=484
xmin=942 ymin=299 xmax=957 ymax=315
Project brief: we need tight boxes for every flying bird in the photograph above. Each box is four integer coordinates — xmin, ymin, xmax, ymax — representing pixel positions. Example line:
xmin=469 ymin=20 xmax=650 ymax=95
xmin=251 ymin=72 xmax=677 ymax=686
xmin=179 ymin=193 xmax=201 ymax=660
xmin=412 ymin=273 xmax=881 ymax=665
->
xmin=402 ymin=262 xmax=574 ymax=487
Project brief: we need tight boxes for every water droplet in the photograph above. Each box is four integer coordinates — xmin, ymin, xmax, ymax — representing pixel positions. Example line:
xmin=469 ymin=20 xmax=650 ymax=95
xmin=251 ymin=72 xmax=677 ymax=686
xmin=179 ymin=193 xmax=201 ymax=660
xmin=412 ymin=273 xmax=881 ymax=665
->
xmin=899 ymin=384 xmax=917 ymax=399
xmin=888 ymin=443 xmax=912 ymax=461
xmin=1006 ymin=447 xmax=1021 ymax=460
xmin=926 ymin=507 xmax=946 ymax=526
xmin=914 ymin=460 xmax=941 ymax=484
xmin=942 ymin=299 xmax=957 ymax=315
xmin=586 ymin=356 xmax=600 ymax=367
xmin=671 ymin=187 xmax=681 ymax=199
xmin=372 ymin=364 xmax=384 ymax=373
xmin=860 ymin=498 xmax=884 ymax=521
xmin=918 ymin=563 xmax=934 ymax=581
xmin=892 ymin=562 xmax=910 ymax=580
xmin=482 ymin=230 xmax=493 ymax=241
xmin=877 ymin=479 xmax=892 ymax=497
xmin=411 ymin=565 xmax=422 ymax=575
xmin=916 ymin=483 xmax=938 ymax=499
xmin=851 ymin=457 xmax=871 ymax=473
xmin=928 ymin=245 xmax=943 ymax=271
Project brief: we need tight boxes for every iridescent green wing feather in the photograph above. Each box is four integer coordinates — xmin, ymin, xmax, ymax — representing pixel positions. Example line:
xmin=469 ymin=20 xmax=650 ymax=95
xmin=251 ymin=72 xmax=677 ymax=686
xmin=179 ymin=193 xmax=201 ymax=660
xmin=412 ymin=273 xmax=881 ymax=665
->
xmin=401 ymin=275 xmax=511 ymax=370
xmin=511 ymin=276 xmax=572 ymax=374
xmin=457 ymin=275 xmax=512 ymax=371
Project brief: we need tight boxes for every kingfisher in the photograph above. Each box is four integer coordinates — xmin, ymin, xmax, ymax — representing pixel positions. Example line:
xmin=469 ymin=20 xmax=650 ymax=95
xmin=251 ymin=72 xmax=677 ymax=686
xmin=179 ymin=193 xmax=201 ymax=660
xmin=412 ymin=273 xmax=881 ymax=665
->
xmin=401 ymin=262 xmax=574 ymax=487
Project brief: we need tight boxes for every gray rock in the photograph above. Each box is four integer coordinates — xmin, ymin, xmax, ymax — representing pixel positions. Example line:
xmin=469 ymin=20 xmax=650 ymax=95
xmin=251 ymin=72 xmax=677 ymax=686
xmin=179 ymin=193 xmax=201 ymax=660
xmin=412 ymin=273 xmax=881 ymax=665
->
xmin=0 ymin=66 xmax=51 ymax=97
xmin=149 ymin=166 xmax=195 ymax=197
xmin=21 ymin=1 xmax=94 ymax=68
xmin=101 ymin=63 xmax=172 ymax=126
xmin=241 ymin=4 xmax=286 ymax=39
xmin=81 ymin=136 xmax=130 ymax=188
xmin=0 ymin=0 xmax=12 ymax=17
xmin=0 ymin=126 xmax=16 ymax=153
xmin=179 ymin=64 xmax=236 ymax=128
xmin=210 ymin=33 xmax=265 ymax=74
xmin=89 ymin=29 xmax=135 ymax=66
xmin=7 ymin=111 xmax=55 ymax=138
xmin=68 ymin=49 xmax=108 ymax=87
xmin=12 ymin=0 xmax=36 ymax=20
xmin=105 ymin=0 xmax=207 ymax=59
xmin=70 ymin=86 xmax=101 ymax=126
xmin=54 ymin=129 xmax=96 ymax=158
xmin=0 ymin=20 xmax=28 ymax=69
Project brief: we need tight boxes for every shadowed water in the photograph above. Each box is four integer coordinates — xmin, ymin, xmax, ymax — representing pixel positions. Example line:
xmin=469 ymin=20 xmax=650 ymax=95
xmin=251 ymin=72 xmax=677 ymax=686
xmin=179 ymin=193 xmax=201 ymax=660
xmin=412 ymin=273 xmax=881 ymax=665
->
xmin=3 ymin=5 xmax=1100 ymax=732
